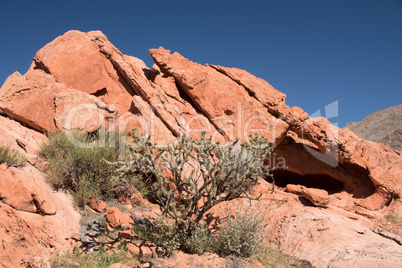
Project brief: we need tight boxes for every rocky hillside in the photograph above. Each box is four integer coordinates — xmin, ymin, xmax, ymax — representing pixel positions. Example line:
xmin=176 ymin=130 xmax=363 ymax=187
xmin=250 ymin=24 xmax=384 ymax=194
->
xmin=0 ymin=30 xmax=401 ymax=267
xmin=345 ymin=104 xmax=402 ymax=151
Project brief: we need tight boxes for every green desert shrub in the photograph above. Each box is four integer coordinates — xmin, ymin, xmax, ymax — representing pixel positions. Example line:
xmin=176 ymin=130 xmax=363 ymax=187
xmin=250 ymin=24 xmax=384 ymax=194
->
xmin=40 ymin=131 xmax=131 ymax=207
xmin=258 ymin=246 xmax=312 ymax=268
xmin=213 ymin=207 xmax=265 ymax=258
xmin=134 ymin=206 xmax=266 ymax=258
xmin=133 ymin=216 xmax=182 ymax=255
xmin=51 ymin=246 xmax=139 ymax=268
xmin=181 ymin=224 xmax=213 ymax=255
xmin=0 ymin=145 xmax=26 ymax=167
xmin=385 ymin=211 xmax=402 ymax=224
xmin=112 ymin=130 xmax=272 ymax=255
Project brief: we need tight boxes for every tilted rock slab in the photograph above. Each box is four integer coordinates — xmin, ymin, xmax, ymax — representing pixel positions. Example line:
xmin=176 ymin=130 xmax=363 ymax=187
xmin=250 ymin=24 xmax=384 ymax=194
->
xmin=32 ymin=30 xmax=223 ymax=141
xmin=0 ymin=69 xmax=116 ymax=133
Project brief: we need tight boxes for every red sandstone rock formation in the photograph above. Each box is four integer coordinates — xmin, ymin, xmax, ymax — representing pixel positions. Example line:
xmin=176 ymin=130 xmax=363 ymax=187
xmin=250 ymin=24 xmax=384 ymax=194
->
xmin=1 ymin=30 xmax=400 ymax=210
xmin=0 ymin=30 xmax=401 ymax=267
xmin=0 ymin=69 xmax=116 ymax=133
xmin=149 ymin=47 xmax=401 ymax=210
xmin=0 ymin=118 xmax=80 ymax=268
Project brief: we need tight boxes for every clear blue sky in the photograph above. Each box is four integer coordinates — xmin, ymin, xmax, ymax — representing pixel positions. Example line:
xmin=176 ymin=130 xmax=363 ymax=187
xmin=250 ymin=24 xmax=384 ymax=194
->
xmin=1 ymin=0 xmax=401 ymax=127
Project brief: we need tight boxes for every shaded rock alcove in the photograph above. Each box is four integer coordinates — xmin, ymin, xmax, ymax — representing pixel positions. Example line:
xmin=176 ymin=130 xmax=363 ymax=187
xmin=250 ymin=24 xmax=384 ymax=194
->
xmin=273 ymin=142 xmax=376 ymax=198
xmin=271 ymin=169 xmax=344 ymax=194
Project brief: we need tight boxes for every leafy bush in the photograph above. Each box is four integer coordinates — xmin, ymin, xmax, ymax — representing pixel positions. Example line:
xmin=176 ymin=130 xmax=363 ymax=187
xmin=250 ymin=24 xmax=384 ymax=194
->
xmin=213 ymin=207 xmax=265 ymax=258
xmin=134 ymin=205 xmax=266 ymax=258
xmin=72 ymin=174 xmax=97 ymax=208
xmin=40 ymin=131 xmax=128 ymax=207
xmin=133 ymin=216 xmax=181 ymax=255
xmin=112 ymin=130 xmax=272 ymax=255
xmin=181 ymin=224 xmax=213 ymax=255
xmin=0 ymin=145 xmax=26 ymax=167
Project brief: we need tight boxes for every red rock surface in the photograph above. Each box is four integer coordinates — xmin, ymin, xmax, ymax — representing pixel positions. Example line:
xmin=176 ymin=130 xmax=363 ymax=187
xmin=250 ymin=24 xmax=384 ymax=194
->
xmin=301 ymin=186 xmax=330 ymax=208
xmin=209 ymin=192 xmax=402 ymax=268
xmin=285 ymin=184 xmax=303 ymax=195
xmin=0 ymin=179 xmax=80 ymax=268
xmin=106 ymin=207 xmax=134 ymax=228
xmin=0 ymin=69 xmax=116 ymax=133
xmin=0 ymin=115 xmax=47 ymax=166
xmin=0 ymin=164 xmax=57 ymax=214
xmin=150 ymin=47 xmax=289 ymax=144
xmin=0 ymin=115 xmax=80 ymax=268
xmin=33 ymin=30 xmax=134 ymax=115
xmin=87 ymin=196 xmax=108 ymax=212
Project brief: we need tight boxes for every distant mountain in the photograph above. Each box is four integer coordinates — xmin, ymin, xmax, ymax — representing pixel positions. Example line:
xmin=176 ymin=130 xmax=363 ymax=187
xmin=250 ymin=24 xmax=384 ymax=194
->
xmin=344 ymin=104 xmax=402 ymax=151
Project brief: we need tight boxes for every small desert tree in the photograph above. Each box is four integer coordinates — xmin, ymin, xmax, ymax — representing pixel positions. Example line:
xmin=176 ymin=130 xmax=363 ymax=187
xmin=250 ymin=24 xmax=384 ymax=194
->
xmin=111 ymin=130 xmax=272 ymax=252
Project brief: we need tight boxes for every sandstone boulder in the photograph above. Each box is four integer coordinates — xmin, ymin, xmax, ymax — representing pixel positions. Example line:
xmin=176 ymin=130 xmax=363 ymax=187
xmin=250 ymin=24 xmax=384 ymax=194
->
xmin=0 ymin=116 xmax=80 ymax=267
xmin=106 ymin=207 xmax=134 ymax=228
xmin=285 ymin=184 xmax=303 ymax=195
xmin=0 ymin=164 xmax=57 ymax=214
xmin=118 ymin=230 xmax=136 ymax=240
xmin=87 ymin=196 xmax=108 ymax=213
xmin=301 ymin=187 xmax=330 ymax=208
xmin=272 ymin=204 xmax=402 ymax=268
xmin=88 ymin=31 xmax=223 ymax=140
xmin=0 ymin=69 xmax=116 ymax=133
xmin=211 ymin=191 xmax=402 ymax=268
xmin=33 ymin=30 xmax=135 ymax=114
xmin=0 ymin=182 xmax=80 ymax=268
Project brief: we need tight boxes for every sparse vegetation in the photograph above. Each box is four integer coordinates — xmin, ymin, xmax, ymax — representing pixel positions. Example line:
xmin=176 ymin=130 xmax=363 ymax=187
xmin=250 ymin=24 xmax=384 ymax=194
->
xmin=382 ymin=211 xmax=402 ymax=238
xmin=0 ymin=145 xmax=26 ymax=167
xmin=133 ymin=215 xmax=182 ymax=255
xmin=42 ymin=129 xmax=281 ymax=263
xmin=133 ymin=204 xmax=279 ymax=262
xmin=385 ymin=211 xmax=402 ymax=224
xmin=39 ymin=131 xmax=147 ymax=207
xmin=257 ymin=246 xmax=312 ymax=267
xmin=110 ymin=130 xmax=273 ymax=255
xmin=50 ymin=246 xmax=140 ymax=268
xmin=213 ymin=207 xmax=265 ymax=258
xmin=181 ymin=223 xmax=212 ymax=255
